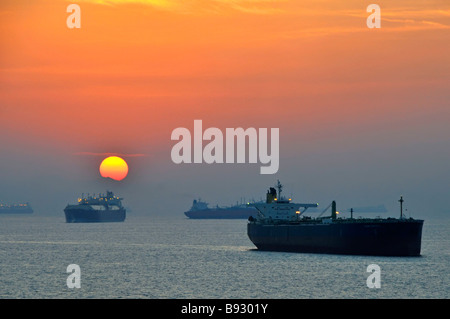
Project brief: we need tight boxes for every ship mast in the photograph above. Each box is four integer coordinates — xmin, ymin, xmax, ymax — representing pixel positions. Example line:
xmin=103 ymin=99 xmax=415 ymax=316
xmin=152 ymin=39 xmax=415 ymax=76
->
xmin=276 ymin=180 xmax=283 ymax=200
xmin=399 ymin=196 xmax=404 ymax=219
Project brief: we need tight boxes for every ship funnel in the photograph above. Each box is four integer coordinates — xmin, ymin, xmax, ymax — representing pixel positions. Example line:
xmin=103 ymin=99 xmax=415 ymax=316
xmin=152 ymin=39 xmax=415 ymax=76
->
xmin=332 ymin=201 xmax=337 ymax=220
xmin=266 ymin=187 xmax=277 ymax=203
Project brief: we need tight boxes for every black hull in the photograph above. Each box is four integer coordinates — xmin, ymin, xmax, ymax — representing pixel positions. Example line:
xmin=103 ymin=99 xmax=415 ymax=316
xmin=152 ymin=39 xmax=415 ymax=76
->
xmin=0 ymin=209 xmax=33 ymax=214
xmin=247 ymin=219 xmax=424 ymax=256
xmin=64 ymin=208 xmax=126 ymax=223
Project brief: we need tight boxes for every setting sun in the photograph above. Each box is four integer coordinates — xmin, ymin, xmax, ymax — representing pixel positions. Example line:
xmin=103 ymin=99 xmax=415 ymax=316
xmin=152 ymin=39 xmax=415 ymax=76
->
xmin=99 ymin=156 xmax=129 ymax=181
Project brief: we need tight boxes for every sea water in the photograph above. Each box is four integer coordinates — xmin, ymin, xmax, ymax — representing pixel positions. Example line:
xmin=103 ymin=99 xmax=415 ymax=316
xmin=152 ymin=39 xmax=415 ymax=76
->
xmin=0 ymin=214 xmax=448 ymax=299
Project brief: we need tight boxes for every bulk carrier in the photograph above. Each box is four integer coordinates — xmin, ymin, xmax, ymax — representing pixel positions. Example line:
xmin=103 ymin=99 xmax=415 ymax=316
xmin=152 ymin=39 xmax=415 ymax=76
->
xmin=247 ymin=181 xmax=424 ymax=256
xmin=64 ymin=191 xmax=126 ymax=223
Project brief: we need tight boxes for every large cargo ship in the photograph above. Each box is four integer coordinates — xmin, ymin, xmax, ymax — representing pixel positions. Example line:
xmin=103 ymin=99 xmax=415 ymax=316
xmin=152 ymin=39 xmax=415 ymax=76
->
xmin=0 ymin=202 xmax=33 ymax=214
xmin=64 ymin=191 xmax=126 ymax=223
xmin=184 ymin=199 xmax=258 ymax=219
xmin=247 ymin=181 xmax=424 ymax=256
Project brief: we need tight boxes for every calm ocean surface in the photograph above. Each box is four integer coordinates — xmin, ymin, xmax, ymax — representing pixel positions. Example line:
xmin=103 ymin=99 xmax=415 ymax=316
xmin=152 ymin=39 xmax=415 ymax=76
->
xmin=0 ymin=213 xmax=448 ymax=299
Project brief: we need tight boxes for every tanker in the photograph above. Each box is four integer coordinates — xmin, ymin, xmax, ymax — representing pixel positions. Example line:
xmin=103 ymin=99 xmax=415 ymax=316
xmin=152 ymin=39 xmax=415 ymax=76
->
xmin=247 ymin=181 xmax=424 ymax=256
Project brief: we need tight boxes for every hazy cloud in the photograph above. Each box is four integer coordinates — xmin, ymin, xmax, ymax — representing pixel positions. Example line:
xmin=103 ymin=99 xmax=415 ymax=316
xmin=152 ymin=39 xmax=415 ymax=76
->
xmin=72 ymin=0 xmax=286 ymax=14
xmin=74 ymin=152 xmax=149 ymax=157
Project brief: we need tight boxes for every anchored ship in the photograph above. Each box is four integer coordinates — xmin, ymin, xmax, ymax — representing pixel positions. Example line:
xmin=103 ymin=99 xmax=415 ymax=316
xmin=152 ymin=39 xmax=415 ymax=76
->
xmin=184 ymin=199 xmax=259 ymax=219
xmin=247 ymin=181 xmax=424 ymax=256
xmin=64 ymin=191 xmax=126 ymax=223
xmin=0 ymin=202 xmax=33 ymax=214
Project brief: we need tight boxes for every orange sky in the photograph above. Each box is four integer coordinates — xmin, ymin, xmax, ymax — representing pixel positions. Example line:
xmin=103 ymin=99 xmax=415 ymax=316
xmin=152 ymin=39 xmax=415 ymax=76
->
xmin=1 ymin=0 xmax=448 ymax=150
xmin=0 ymin=0 xmax=449 ymax=213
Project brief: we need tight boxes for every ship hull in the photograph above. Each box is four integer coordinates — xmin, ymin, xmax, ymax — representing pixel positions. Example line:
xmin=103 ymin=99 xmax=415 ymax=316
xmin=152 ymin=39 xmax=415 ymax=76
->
xmin=0 ymin=208 xmax=33 ymax=214
xmin=64 ymin=207 xmax=126 ymax=223
xmin=247 ymin=219 xmax=424 ymax=256
xmin=185 ymin=208 xmax=256 ymax=219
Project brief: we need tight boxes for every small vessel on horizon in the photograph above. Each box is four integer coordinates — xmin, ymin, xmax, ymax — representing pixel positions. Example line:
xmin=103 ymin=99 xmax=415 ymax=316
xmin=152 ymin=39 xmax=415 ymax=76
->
xmin=247 ymin=181 xmax=424 ymax=256
xmin=184 ymin=198 xmax=260 ymax=219
xmin=0 ymin=202 xmax=33 ymax=214
xmin=64 ymin=191 xmax=126 ymax=223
